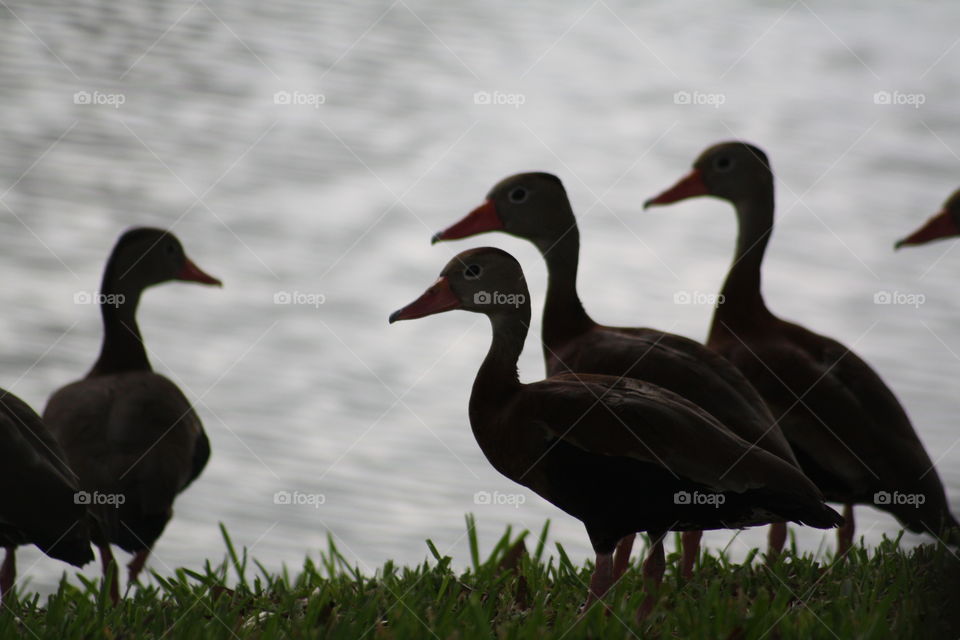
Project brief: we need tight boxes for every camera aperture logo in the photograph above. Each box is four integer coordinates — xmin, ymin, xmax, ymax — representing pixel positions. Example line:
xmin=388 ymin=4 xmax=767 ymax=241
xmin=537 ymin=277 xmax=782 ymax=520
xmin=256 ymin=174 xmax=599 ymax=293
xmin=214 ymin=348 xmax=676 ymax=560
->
xmin=873 ymin=491 xmax=925 ymax=508
xmin=274 ymin=290 xmax=326 ymax=308
xmin=473 ymin=490 xmax=525 ymax=509
xmin=674 ymin=490 xmax=725 ymax=507
xmin=673 ymin=90 xmax=725 ymax=109
xmin=873 ymin=290 xmax=924 ymax=309
xmin=273 ymin=90 xmax=325 ymax=108
xmin=74 ymin=490 xmax=125 ymax=507
xmin=73 ymin=90 xmax=125 ymax=109
xmin=74 ymin=291 xmax=125 ymax=307
xmin=473 ymin=90 xmax=525 ymax=109
xmin=673 ymin=290 xmax=725 ymax=306
xmin=273 ymin=490 xmax=325 ymax=509
xmin=873 ymin=90 xmax=925 ymax=109
xmin=473 ymin=291 xmax=525 ymax=308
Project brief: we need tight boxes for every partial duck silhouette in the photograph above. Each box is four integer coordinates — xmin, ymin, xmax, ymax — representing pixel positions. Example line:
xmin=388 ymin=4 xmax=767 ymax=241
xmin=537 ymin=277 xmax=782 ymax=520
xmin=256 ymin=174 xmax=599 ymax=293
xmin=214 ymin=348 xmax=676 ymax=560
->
xmin=896 ymin=188 xmax=960 ymax=249
xmin=390 ymin=246 xmax=842 ymax=608
xmin=433 ymin=172 xmax=804 ymax=576
xmin=646 ymin=141 xmax=960 ymax=553
xmin=43 ymin=227 xmax=220 ymax=602
xmin=1 ymin=388 xmax=95 ymax=599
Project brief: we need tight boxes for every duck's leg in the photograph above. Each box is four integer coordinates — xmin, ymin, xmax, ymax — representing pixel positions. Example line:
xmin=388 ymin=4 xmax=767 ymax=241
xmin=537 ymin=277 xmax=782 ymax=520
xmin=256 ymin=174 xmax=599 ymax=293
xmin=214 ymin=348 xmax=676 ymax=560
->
xmin=98 ymin=544 xmax=120 ymax=605
xmin=837 ymin=504 xmax=855 ymax=556
xmin=680 ymin=530 xmax=701 ymax=578
xmin=637 ymin=531 xmax=666 ymax=620
xmin=612 ymin=534 xmax=636 ymax=581
xmin=1 ymin=547 xmax=16 ymax=599
xmin=767 ymin=522 xmax=787 ymax=562
xmin=127 ymin=548 xmax=151 ymax=583
xmin=583 ymin=551 xmax=614 ymax=609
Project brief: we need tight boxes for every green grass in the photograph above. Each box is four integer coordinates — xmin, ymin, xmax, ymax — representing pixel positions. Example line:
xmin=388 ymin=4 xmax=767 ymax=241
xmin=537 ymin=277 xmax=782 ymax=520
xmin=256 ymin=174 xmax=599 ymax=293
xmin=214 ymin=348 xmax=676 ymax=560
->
xmin=1 ymin=516 xmax=957 ymax=639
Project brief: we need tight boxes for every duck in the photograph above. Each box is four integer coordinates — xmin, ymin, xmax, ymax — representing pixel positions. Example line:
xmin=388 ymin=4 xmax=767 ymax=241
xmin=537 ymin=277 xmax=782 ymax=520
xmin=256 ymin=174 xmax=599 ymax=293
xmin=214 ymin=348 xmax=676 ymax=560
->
xmin=389 ymin=246 xmax=842 ymax=607
xmin=645 ymin=141 xmax=960 ymax=552
xmin=43 ymin=227 xmax=220 ymax=601
xmin=0 ymin=388 xmax=95 ymax=598
xmin=895 ymin=188 xmax=960 ymax=248
xmin=432 ymin=172 xmax=803 ymax=576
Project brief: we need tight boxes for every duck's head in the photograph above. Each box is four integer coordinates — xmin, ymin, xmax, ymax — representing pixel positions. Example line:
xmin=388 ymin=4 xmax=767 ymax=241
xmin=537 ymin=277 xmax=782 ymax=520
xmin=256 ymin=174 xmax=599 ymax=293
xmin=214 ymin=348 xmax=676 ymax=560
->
xmin=389 ymin=247 xmax=529 ymax=323
xmin=895 ymin=189 xmax=960 ymax=249
xmin=431 ymin=173 xmax=574 ymax=251
xmin=104 ymin=227 xmax=222 ymax=292
xmin=644 ymin=141 xmax=773 ymax=209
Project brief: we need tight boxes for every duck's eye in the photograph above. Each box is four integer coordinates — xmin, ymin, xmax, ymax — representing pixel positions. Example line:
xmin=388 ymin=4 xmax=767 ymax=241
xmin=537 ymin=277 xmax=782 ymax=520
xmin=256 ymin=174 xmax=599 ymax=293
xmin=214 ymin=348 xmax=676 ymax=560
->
xmin=713 ymin=156 xmax=735 ymax=172
xmin=464 ymin=264 xmax=483 ymax=280
xmin=508 ymin=187 xmax=528 ymax=203
xmin=166 ymin=243 xmax=177 ymax=254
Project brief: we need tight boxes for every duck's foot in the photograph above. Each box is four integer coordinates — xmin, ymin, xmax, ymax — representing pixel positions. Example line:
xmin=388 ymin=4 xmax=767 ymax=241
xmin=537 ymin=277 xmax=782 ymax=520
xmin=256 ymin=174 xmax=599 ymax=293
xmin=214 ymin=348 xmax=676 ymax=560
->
xmin=127 ymin=549 xmax=151 ymax=584
xmin=680 ymin=530 xmax=701 ymax=579
xmin=766 ymin=522 xmax=787 ymax=564
xmin=836 ymin=504 xmax=855 ymax=557
xmin=0 ymin=547 xmax=15 ymax=600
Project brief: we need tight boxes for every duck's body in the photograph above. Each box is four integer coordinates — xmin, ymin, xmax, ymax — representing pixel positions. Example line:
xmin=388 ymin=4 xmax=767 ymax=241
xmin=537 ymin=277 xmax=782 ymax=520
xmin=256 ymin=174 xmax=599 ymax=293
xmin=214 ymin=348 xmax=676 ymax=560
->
xmin=433 ymin=174 xmax=802 ymax=573
xmin=43 ymin=227 xmax=219 ymax=600
xmin=646 ymin=142 xmax=959 ymax=549
xmin=473 ymin=371 xmax=837 ymax=543
xmin=0 ymin=388 xmax=94 ymax=596
xmin=391 ymin=247 xmax=842 ymax=605
xmin=44 ymin=371 xmax=209 ymax=556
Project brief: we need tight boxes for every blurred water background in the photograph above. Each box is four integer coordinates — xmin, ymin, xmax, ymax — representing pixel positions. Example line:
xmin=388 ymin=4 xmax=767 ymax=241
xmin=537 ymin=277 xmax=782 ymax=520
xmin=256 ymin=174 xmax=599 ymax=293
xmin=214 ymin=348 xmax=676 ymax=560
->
xmin=1 ymin=0 xmax=959 ymax=593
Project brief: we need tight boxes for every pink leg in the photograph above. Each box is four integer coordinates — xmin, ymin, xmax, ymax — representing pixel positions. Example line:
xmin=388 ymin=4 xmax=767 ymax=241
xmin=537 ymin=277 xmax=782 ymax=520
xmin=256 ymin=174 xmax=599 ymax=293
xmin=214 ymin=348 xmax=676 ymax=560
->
xmin=0 ymin=547 xmax=15 ymax=599
xmin=127 ymin=549 xmax=151 ymax=583
xmin=583 ymin=551 xmax=614 ymax=609
xmin=98 ymin=545 xmax=120 ymax=605
xmin=680 ymin=530 xmax=702 ymax=579
xmin=612 ymin=534 xmax=636 ymax=581
xmin=837 ymin=504 xmax=855 ymax=557
xmin=641 ymin=536 xmax=666 ymax=587
xmin=767 ymin=522 xmax=787 ymax=562
xmin=637 ymin=532 xmax=666 ymax=620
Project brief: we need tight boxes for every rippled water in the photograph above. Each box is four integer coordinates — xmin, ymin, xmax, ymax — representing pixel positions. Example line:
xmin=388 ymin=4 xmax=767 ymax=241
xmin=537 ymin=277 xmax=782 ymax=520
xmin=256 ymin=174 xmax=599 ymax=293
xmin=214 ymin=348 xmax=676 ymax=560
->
xmin=2 ymin=0 xmax=959 ymax=593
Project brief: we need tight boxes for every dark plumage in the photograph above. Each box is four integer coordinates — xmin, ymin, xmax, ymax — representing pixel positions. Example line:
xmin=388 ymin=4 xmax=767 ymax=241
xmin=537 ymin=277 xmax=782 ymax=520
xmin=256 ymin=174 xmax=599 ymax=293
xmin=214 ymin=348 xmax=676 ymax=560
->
xmin=646 ymin=141 xmax=960 ymax=551
xmin=43 ymin=227 xmax=219 ymax=601
xmin=390 ymin=247 xmax=841 ymax=606
xmin=0 ymin=388 xmax=94 ymax=597
xmin=432 ymin=172 xmax=804 ymax=575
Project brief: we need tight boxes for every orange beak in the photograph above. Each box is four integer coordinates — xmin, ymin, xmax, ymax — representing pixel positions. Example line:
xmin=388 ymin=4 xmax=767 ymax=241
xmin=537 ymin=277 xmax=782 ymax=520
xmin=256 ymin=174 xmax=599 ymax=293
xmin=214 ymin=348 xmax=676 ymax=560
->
xmin=177 ymin=257 xmax=222 ymax=286
xmin=431 ymin=200 xmax=503 ymax=244
xmin=389 ymin=277 xmax=460 ymax=323
xmin=643 ymin=169 xmax=709 ymax=208
xmin=895 ymin=210 xmax=960 ymax=249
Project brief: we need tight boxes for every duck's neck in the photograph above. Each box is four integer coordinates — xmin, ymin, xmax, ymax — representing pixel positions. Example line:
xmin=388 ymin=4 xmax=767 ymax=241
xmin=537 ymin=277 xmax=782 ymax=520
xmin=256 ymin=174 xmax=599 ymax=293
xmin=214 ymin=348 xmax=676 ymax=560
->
xmin=534 ymin=226 xmax=594 ymax=350
xmin=713 ymin=188 xmax=775 ymax=329
xmin=470 ymin=309 xmax=528 ymax=422
xmin=88 ymin=268 xmax=151 ymax=377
